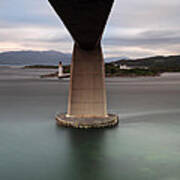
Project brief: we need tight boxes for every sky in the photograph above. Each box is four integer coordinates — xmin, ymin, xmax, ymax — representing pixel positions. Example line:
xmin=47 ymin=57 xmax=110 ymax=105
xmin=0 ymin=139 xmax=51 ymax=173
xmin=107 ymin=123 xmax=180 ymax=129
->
xmin=0 ymin=0 xmax=180 ymax=59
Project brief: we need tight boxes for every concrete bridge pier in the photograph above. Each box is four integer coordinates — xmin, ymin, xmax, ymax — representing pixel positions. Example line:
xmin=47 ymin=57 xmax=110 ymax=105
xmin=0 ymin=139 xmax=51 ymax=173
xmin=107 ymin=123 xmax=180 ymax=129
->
xmin=67 ymin=43 xmax=107 ymax=118
xmin=56 ymin=43 xmax=118 ymax=128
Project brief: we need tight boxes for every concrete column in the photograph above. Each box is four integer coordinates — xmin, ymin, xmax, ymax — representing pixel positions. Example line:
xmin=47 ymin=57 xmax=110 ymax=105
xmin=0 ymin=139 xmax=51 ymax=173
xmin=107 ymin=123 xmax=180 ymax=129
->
xmin=67 ymin=43 xmax=107 ymax=118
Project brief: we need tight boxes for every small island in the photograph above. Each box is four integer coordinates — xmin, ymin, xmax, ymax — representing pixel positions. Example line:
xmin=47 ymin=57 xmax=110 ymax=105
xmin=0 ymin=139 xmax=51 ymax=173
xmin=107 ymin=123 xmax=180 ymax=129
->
xmin=23 ymin=55 xmax=180 ymax=78
xmin=24 ymin=63 xmax=160 ymax=78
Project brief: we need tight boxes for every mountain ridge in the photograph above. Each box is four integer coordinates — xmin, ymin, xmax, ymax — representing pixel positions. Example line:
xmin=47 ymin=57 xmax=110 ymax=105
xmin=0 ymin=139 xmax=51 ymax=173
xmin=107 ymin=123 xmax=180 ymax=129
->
xmin=0 ymin=50 xmax=128 ymax=66
xmin=1 ymin=50 xmax=180 ymax=71
xmin=0 ymin=50 xmax=71 ymax=66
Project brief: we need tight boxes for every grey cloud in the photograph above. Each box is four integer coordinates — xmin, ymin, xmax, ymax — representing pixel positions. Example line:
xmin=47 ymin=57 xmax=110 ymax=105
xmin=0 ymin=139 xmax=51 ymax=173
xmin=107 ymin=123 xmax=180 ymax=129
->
xmin=104 ymin=36 xmax=180 ymax=47
xmin=110 ymin=0 xmax=180 ymax=29
xmin=103 ymin=29 xmax=180 ymax=47
xmin=0 ymin=0 xmax=62 ymax=28
xmin=140 ymin=30 xmax=180 ymax=39
xmin=1 ymin=0 xmax=180 ymax=58
xmin=24 ymin=36 xmax=72 ymax=44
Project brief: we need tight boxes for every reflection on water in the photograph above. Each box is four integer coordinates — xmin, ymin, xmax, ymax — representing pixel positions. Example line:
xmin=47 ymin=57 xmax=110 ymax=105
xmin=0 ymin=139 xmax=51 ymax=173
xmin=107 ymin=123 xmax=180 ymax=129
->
xmin=1 ymin=112 xmax=180 ymax=180
xmin=67 ymin=129 xmax=106 ymax=180
xmin=54 ymin=114 xmax=180 ymax=180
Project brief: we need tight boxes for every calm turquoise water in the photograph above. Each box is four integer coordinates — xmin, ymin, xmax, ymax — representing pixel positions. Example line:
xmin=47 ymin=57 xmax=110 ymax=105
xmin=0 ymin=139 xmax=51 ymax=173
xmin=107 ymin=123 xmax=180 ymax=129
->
xmin=0 ymin=74 xmax=180 ymax=180
xmin=1 ymin=114 xmax=180 ymax=180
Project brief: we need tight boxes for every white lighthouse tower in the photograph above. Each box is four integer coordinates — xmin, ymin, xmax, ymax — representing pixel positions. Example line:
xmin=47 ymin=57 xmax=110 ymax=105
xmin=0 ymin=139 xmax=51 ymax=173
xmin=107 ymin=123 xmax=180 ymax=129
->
xmin=58 ymin=61 xmax=63 ymax=77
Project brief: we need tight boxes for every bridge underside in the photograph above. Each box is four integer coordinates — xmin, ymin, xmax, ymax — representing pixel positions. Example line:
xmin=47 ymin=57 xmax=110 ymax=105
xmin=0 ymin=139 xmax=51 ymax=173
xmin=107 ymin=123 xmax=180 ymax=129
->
xmin=48 ymin=0 xmax=114 ymax=50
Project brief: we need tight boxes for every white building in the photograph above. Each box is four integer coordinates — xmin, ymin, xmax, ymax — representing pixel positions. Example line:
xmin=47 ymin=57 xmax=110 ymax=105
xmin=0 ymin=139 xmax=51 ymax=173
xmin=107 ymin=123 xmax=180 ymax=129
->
xmin=119 ymin=64 xmax=148 ymax=70
xmin=119 ymin=64 xmax=132 ymax=70
xmin=58 ymin=61 xmax=63 ymax=77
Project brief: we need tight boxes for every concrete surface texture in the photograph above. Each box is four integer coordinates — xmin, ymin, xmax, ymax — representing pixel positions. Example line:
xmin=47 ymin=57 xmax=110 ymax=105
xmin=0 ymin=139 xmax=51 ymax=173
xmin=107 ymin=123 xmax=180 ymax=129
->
xmin=67 ymin=44 xmax=107 ymax=117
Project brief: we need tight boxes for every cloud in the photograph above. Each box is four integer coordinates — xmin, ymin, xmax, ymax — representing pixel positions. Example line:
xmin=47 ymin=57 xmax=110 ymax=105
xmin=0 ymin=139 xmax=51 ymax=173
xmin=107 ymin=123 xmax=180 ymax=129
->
xmin=0 ymin=26 xmax=72 ymax=53
xmin=0 ymin=0 xmax=180 ymax=58
xmin=103 ymin=28 xmax=180 ymax=58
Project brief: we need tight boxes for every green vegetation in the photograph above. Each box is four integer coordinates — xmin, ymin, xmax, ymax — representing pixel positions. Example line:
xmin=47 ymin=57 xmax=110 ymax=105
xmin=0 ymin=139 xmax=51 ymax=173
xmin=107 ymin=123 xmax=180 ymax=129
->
xmin=25 ymin=55 xmax=180 ymax=77
xmin=23 ymin=65 xmax=58 ymax=69
xmin=117 ymin=55 xmax=180 ymax=73
xmin=108 ymin=69 xmax=160 ymax=77
xmin=26 ymin=64 xmax=160 ymax=78
xmin=63 ymin=63 xmax=159 ymax=77
xmin=63 ymin=65 xmax=70 ymax=73
xmin=150 ymin=66 xmax=180 ymax=73
xmin=105 ymin=63 xmax=159 ymax=77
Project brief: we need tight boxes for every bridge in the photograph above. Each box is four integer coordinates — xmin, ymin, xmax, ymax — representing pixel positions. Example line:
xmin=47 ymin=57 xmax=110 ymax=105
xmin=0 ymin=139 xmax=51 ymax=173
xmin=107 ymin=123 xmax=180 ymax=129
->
xmin=48 ymin=0 xmax=118 ymax=128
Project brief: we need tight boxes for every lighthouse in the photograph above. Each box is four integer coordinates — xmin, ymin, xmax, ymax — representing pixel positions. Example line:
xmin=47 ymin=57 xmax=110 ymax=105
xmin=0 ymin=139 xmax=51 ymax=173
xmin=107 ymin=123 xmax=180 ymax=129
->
xmin=58 ymin=61 xmax=63 ymax=77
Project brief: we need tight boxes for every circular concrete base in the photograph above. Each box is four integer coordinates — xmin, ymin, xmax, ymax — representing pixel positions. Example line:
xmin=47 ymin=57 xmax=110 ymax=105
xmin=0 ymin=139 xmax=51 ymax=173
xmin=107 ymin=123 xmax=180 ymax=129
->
xmin=55 ymin=113 xmax=119 ymax=129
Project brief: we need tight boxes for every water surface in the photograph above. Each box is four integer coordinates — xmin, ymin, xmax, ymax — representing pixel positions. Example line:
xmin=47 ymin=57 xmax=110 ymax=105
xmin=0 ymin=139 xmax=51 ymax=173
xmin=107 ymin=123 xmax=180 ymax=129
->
xmin=0 ymin=69 xmax=180 ymax=180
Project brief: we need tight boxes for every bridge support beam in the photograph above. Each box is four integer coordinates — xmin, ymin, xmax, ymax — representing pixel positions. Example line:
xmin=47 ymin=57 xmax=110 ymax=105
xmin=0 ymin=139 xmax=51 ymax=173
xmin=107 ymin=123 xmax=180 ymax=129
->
xmin=67 ymin=43 xmax=107 ymax=118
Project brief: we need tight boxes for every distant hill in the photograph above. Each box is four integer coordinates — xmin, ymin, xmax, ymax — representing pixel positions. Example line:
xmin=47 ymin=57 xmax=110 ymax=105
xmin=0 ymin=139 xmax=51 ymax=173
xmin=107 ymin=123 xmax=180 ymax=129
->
xmin=105 ymin=56 xmax=129 ymax=63
xmin=114 ymin=55 xmax=180 ymax=72
xmin=0 ymin=50 xmax=71 ymax=66
xmin=0 ymin=50 xmax=126 ymax=66
xmin=1 ymin=50 xmax=180 ymax=72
